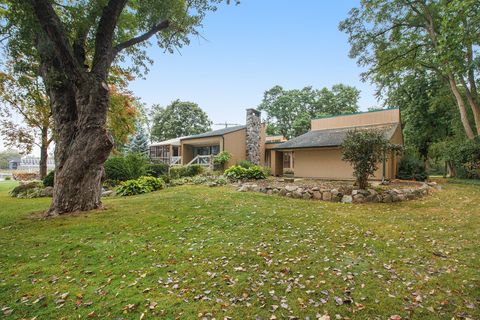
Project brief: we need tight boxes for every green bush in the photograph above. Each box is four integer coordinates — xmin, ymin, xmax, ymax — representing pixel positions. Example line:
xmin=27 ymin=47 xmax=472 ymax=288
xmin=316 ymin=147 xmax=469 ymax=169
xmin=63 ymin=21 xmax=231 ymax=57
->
xmin=237 ymin=160 xmax=253 ymax=169
xmin=213 ymin=151 xmax=232 ymax=170
xmin=170 ymin=165 xmax=204 ymax=179
xmin=43 ymin=170 xmax=55 ymax=187
xmin=146 ymin=163 xmax=169 ymax=177
xmin=138 ymin=176 xmax=165 ymax=191
xmin=116 ymin=176 xmax=165 ymax=196
xmin=224 ymin=165 xmax=267 ymax=180
xmin=10 ymin=181 xmax=42 ymax=198
xmin=342 ymin=129 xmax=402 ymax=189
xmin=104 ymin=152 xmax=148 ymax=182
xmin=4 ymin=176 xmax=11 ymax=181
xmin=397 ymin=155 xmax=428 ymax=181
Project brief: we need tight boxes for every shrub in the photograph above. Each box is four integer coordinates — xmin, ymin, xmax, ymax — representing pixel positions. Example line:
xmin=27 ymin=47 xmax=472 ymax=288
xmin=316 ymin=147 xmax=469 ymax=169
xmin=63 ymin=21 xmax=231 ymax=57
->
xmin=170 ymin=165 xmax=204 ymax=179
xmin=224 ymin=165 xmax=267 ymax=180
xmin=104 ymin=152 xmax=148 ymax=182
xmin=43 ymin=170 xmax=55 ymax=187
xmin=213 ymin=151 xmax=232 ymax=170
xmin=342 ymin=129 xmax=402 ymax=189
xmin=4 ymin=176 xmax=11 ymax=181
xmin=237 ymin=160 xmax=253 ymax=169
xmin=10 ymin=181 xmax=42 ymax=198
xmin=397 ymin=155 xmax=428 ymax=181
xmin=116 ymin=180 xmax=152 ymax=196
xmin=283 ymin=168 xmax=294 ymax=175
xmin=116 ymin=176 xmax=165 ymax=196
xmin=146 ymin=163 xmax=169 ymax=177
xmin=138 ymin=176 xmax=165 ymax=191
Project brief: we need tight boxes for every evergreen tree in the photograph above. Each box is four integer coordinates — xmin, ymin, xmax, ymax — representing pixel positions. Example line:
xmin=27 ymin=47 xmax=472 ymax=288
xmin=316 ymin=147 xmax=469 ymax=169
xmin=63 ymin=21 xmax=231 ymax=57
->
xmin=124 ymin=123 xmax=149 ymax=155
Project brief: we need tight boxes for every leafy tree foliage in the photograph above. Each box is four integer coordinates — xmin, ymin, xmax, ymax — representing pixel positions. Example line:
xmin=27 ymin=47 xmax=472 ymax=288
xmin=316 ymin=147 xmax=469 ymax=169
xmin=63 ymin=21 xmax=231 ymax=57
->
xmin=151 ymin=100 xmax=212 ymax=141
xmin=386 ymin=72 xmax=456 ymax=160
xmin=0 ymin=58 xmax=53 ymax=178
xmin=342 ymin=129 xmax=401 ymax=189
xmin=340 ymin=0 xmax=480 ymax=139
xmin=258 ymin=84 xmax=360 ymax=139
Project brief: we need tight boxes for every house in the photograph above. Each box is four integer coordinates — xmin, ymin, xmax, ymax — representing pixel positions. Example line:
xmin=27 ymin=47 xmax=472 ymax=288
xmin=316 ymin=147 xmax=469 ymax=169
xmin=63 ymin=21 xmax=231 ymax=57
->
xmin=148 ymin=107 xmax=403 ymax=180
xmin=149 ymin=137 xmax=184 ymax=165
xmin=270 ymin=108 xmax=403 ymax=180
xmin=180 ymin=109 xmax=266 ymax=168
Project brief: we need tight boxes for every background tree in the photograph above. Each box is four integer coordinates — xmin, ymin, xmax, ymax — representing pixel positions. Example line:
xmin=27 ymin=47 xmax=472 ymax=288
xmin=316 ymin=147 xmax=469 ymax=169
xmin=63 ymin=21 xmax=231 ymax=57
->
xmin=124 ymin=122 xmax=149 ymax=155
xmin=151 ymin=100 xmax=212 ymax=141
xmin=342 ymin=129 xmax=400 ymax=189
xmin=386 ymin=72 xmax=456 ymax=162
xmin=1 ymin=0 xmax=224 ymax=215
xmin=340 ymin=0 xmax=480 ymax=139
xmin=0 ymin=58 xmax=53 ymax=178
xmin=258 ymin=84 xmax=360 ymax=139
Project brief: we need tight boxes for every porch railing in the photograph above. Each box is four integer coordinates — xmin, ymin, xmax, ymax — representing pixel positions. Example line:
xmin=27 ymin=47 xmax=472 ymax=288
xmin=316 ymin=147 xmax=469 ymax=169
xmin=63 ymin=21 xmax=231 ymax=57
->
xmin=187 ymin=155 xmax=213 ymax=169
xmin=170 ymin=156 xmax=182 ymax=166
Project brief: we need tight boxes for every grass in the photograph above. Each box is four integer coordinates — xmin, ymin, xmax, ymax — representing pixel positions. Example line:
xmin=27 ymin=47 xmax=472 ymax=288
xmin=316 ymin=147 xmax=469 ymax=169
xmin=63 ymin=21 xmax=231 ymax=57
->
xmin=0 ymin=181 xmax=479 ymax=319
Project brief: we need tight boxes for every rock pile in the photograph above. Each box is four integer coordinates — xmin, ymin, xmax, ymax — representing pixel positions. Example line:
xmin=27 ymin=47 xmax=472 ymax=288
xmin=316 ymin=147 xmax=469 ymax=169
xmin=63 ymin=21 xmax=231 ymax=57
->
xmin=237 ymin=182 xmax=437 ymax=203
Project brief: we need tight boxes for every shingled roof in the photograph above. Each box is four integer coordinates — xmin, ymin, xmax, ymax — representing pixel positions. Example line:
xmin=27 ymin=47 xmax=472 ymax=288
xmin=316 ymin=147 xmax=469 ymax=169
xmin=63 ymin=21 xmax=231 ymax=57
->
xmin=181 ymin=125 xmax=246 ymax=140
xmin=275 ymin=123 xmax=399 ymax=150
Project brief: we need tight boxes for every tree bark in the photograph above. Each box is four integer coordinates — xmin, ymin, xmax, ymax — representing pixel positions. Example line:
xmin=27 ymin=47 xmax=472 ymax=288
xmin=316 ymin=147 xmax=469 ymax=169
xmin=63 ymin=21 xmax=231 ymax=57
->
xmin=39 ymin=126 xmax=49 ymax=179
xmin=47 ymin=76 xmax=113 ymax=216
xmin=447 ymin=75 xmax=475 ymax=140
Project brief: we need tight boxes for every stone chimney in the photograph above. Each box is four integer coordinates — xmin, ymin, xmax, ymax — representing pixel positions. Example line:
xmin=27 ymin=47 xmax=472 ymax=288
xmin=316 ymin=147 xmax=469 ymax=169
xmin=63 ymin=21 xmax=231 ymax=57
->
xmin=246 ymin=108 xmax=261 ymax=165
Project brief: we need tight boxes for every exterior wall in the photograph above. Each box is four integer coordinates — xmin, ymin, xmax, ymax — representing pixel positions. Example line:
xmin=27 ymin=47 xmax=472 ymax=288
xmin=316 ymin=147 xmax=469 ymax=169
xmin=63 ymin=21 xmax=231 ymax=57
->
xmin=310 ymin=108 xmax=400 ymax=131
xmin=223 ymin=129 xmax=246 ymax=167
xmin=270 ymin=150 xmax=284 ymax=176
xmin=293 ymin=147 xmax=395 ymax=180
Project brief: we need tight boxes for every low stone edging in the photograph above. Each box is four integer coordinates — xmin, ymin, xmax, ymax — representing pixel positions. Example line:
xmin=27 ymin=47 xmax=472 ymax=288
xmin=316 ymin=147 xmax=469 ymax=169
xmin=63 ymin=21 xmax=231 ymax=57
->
xmin=236 ymin=182 xmax=440 ymax=203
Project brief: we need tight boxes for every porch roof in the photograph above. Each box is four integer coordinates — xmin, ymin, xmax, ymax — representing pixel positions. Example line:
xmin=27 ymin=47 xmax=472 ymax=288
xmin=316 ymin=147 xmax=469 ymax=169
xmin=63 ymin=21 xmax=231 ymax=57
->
xmin=274 ymin=123 xmax=399 ymax=150
xmin=181 ymin=125 xmax=246 ymax=140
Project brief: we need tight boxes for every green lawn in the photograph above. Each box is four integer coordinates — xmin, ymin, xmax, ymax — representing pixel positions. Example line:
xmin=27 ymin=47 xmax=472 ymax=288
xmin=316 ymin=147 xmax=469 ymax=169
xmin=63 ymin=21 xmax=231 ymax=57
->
xmin=0 ymin=181 xmax=479 ymax=319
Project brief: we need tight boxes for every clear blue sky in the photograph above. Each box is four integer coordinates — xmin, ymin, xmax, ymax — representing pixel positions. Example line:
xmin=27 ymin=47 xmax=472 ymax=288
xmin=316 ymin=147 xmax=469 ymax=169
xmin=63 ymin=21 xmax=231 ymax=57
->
xmin=129 ymin=0 xmax=379 ymax=128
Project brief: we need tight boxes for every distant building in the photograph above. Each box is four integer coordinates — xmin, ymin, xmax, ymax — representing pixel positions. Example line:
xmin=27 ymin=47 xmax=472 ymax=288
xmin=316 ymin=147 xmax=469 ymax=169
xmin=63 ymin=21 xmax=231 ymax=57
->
xmin=9 ymin=156 xmax=55 ymax=172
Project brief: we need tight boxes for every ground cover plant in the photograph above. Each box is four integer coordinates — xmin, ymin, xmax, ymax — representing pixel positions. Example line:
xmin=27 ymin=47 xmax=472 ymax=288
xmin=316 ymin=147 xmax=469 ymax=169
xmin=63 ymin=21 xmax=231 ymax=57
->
xmin=0 ymin=181 xmax=478 ymax=319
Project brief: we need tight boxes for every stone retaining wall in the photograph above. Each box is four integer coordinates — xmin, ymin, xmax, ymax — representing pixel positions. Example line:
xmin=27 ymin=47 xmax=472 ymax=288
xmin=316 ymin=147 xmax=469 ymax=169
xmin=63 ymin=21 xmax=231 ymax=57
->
xmin=236 ymin=182 xmax=440 ymax=203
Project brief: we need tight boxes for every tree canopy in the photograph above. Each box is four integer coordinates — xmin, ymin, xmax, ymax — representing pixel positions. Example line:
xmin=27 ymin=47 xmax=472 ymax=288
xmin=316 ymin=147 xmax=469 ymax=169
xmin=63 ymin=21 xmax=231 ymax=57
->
xmin=340 ymin=0 xmax=480 ymax=139
xmin=151 ymin=100 xmax=212 ymax=142
xmin=258 ymin=84 xmax=360 ymax=139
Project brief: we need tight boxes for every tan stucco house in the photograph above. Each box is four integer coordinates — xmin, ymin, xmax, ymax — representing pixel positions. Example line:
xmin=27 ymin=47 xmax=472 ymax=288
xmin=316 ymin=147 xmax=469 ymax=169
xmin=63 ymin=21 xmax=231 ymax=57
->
xmin=149 ymin=108 xmax=403 ymax=180
xmin=270 ymin=108 xmax=403 ymax=180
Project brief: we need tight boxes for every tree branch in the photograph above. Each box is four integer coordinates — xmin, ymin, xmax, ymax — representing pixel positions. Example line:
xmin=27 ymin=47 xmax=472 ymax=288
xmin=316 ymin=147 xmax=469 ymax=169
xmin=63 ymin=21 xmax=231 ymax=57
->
xmin=28 ymin=0 xmax=83 ymax=81
xmin=91 ymin=0 xmax=128 ymax=77
xmin=113 ymin=20 xmax=170 ymax=56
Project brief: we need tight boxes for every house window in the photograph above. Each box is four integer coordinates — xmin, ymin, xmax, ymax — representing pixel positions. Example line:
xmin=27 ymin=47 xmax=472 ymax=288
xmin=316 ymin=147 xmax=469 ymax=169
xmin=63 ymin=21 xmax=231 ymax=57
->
xmin=193 ymin=145 xmax=220 ymax=157
xmin=283 ymin=152 xmax=294 ymax=169
xmin=150 ymin=145 xmax=170 ymax=163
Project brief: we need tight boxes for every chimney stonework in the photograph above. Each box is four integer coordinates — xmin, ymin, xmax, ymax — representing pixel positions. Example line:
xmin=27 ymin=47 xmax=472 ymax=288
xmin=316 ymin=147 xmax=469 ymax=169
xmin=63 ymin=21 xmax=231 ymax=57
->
xmin=246 ymin=108 xmax=261 ymax=165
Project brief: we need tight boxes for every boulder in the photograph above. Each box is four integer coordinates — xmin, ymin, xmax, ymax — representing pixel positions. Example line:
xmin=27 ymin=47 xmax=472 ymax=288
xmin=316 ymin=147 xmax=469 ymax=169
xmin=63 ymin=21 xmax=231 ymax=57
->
xmin=41 ymin=186 xmax=54 ymax=197
xmin=322 ymin=191 xmax=332 ymax=201
xmin=311 ymin=187 xmax=320 ymax=191
xmin=312 ymin=191 xmax=322 ymax=200
xmin=102 ymin=190 xmax=115 ymax=197
xmin=279 ymin=188 xmax=287 ymax=196
xmin=341 ymin=195 xmax=353 ymax=203
xmin=382 ymin=194 xmax=393 ymax=203
xmin=352 ymin=194 xmax=366 ymax=203
xmin=292 ymin=190 xmax=303 ymax=199
xmin=302 ymin=192 xmax=312 ymax=200
xmin=285 ymin=185 xmax=298 ymax=192
xmin=238 ymin=185 xmax=248 ymax=192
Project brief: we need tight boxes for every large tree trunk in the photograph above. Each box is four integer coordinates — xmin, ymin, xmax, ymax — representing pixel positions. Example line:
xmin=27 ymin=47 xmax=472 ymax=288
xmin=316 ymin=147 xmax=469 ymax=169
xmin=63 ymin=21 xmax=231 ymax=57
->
xmin=448 ymin=75 xmax=475 ymax=140
xmin=39 ymin=126 xmax=49 ymax=179
xmin=48 ymin=77 xmax=113 ymax=216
